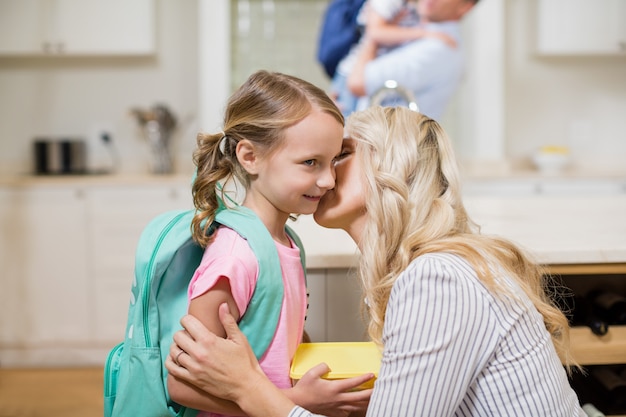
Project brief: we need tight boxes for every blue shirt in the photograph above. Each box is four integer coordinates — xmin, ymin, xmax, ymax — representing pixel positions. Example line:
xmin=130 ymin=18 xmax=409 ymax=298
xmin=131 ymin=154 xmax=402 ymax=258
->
xmin=363 ymin=21 xmax=465 ymax=120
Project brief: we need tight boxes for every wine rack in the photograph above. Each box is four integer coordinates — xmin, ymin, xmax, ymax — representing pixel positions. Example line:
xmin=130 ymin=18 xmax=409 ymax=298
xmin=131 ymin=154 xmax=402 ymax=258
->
xmin=548 ymin=263 xmax=626 ymax=417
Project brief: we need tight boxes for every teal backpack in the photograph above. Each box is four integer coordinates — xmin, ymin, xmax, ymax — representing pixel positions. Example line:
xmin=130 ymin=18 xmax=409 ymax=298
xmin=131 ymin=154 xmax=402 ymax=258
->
xmin=104 ymin=204 xmax=306 ymax=417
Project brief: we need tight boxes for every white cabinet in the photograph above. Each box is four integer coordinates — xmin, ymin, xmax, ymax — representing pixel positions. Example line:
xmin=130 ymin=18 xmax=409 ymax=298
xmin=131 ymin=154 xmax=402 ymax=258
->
xmin=0 ymin=188 xmax=21 ymax=347
xmin=18 ymin=187 xmax=91 ymax=346
xmin=305 ymin=268 xmax=367 ymax=343
xmin=87 ymin=185 xmax=192 ymax=344
xmin=537 ymin=0 xmax=626 ymax=54
xmin=0 ymin=0 xmax=155 ymax=55
xmin=0 ymin=0 xmax=47 ymax=54
xmin=0 ymin=179 xmax=193 ymax=366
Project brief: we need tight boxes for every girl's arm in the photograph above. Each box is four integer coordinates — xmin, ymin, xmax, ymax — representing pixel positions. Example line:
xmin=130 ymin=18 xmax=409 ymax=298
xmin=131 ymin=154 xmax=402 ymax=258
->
xmin=365 ymin=7 xmax=456 ymax=48
xmin=167 ymin=278 xmax=246 ymax=415
xmin=365 ymin=8 xmax=425 ymax=47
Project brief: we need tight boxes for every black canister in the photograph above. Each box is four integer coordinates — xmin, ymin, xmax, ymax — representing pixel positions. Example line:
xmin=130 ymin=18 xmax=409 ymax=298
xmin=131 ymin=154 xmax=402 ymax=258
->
xmin=33 ymin=139 xmax=87 ymax=175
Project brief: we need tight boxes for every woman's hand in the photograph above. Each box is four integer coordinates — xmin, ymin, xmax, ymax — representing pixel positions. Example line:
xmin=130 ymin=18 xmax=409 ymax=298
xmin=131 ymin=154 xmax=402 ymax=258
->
xmin=287 ymin=363 xmax=373 ymax=417
xmin=165 ymin=304 xmax=296 ymax=417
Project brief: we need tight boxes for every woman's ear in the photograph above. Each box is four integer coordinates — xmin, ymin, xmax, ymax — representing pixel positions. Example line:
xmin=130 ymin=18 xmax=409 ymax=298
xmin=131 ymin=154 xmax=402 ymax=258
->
xmin=236 ymin=140 xmax=260 ymax=175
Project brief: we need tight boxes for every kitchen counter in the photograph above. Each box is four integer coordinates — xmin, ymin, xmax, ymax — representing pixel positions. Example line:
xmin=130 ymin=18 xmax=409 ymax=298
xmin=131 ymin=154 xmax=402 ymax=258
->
xmin=3 ymin=173 xmax=625 ymax=270
xmin=290 ymin=194 xmax=626 ymax=269
xmin=0 ymin=173 xmax=193 ymax=188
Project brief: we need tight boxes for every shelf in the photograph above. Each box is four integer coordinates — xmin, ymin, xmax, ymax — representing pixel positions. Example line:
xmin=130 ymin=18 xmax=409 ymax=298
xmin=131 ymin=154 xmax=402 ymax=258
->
xmin=547 ymin=263 xmax=626 ymax=275
xmin=570 ymin=325 xmax=626 ymax=365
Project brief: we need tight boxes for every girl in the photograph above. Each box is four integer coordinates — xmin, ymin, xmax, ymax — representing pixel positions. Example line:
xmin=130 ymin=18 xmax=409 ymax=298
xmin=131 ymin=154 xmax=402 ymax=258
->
xmin=167 ymin=106 xmax=585 ymax=416
xmin=166 ymin=70 xmax=369 ymax=417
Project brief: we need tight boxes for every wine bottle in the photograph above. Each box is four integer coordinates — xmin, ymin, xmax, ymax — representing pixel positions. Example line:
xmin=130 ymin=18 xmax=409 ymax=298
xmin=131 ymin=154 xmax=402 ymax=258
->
xmin=572 ymin=295 xmax=609 ymax=336
xmin=587 ymin=290 xmax=626 ymax=325
xmin=589 ymin=366 xmax=626 ymax=409
xmin=581 ymin=403 xmax=606 ymax=417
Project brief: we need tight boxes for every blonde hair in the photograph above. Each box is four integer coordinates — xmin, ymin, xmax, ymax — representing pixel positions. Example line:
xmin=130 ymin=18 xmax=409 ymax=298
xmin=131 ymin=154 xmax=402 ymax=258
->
xmin=347 ymin=106 xmax=575 ymax=370
xmin=191 ymin=70 xmax=344 ymax=247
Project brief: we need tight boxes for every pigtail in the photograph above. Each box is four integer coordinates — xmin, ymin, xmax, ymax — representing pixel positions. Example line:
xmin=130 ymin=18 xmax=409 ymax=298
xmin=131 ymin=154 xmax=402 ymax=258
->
xmin=191 ymin=131 xmax=236 ymax=248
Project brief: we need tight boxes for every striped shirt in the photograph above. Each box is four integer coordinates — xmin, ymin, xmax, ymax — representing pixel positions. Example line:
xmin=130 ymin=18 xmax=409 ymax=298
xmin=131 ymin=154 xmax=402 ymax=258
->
xmin=289 ymin=253 xmax=584 ymax=417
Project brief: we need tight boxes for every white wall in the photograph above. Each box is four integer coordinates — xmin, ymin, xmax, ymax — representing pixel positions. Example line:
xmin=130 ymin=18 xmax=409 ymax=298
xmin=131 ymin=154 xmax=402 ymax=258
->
xmin=0 ymin=1 xmax=199 ymax=176
xmin=504 ymin=0 xmax=626 ymax=171
xmin=1 ymin=0 xmax=625 ymax=177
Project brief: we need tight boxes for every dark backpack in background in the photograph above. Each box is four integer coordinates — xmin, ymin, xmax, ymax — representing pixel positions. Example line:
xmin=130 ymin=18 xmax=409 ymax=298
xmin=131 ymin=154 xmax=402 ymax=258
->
xmin=316 ymin=0 xmax=367 ymax=78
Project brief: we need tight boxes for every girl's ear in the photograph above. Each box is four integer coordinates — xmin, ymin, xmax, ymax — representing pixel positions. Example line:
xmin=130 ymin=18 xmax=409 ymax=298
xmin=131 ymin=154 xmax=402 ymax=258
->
xmin=236 ymin=139 xmax=260 ymax=175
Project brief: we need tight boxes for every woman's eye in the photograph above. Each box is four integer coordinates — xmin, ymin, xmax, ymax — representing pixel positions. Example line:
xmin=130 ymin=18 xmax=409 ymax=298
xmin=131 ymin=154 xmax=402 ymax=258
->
xmin=333 ymin=150 xmax=351 ymax=163
xmin=303 ymin=159 xmax=316 ymax=166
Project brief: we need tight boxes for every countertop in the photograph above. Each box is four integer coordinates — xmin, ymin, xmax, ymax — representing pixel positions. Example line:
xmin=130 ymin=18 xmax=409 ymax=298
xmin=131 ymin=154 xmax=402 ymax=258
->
xmin=3 ymin=172 xmax=626 ymax=269
xmin=0 ymin=173 xmax=193 ymax=188
xmin=289 ymin=194 xmax=626 ymax=269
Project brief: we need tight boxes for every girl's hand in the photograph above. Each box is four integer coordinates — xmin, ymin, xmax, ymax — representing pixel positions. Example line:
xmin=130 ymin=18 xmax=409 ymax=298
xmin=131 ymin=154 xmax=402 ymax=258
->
xmin=286 ymin=362 xmax=374 ymax=417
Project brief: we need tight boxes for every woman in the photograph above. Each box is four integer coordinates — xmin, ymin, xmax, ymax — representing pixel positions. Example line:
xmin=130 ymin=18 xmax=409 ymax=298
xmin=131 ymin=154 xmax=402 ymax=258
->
xmin=166 ymin=106 xmax=584 ymax=417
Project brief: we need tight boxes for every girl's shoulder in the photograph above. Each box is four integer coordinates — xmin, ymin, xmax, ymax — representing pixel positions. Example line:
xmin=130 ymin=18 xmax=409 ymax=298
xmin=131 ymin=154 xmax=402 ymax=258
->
xmin=203 ymin=226 xmax=258 ymax=266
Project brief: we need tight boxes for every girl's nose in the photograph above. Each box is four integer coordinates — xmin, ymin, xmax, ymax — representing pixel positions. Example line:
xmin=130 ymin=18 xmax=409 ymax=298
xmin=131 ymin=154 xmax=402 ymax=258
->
xmin=318 ymin=165 xmax=336 ymax=190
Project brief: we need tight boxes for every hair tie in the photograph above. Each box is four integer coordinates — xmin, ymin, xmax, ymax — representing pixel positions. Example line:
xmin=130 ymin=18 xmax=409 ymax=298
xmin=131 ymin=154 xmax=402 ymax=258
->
xmin=218 ymin=132 xmax=227 ymax=155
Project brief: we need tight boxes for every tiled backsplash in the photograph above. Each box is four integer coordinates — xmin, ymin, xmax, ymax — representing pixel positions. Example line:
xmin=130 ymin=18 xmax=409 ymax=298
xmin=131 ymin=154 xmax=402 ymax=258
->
xmin=230 ymin=0 xmax=331 ymax=92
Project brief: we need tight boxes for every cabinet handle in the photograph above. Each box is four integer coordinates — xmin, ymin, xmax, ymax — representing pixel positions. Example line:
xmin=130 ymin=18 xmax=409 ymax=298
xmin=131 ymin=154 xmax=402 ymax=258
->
xmin=42 ymin=42 xmax=52 ymax=53
xmin=56 ymin=42 xmax=65 ymax=54
xmin=619 ymin=41 xmax=626 ymax=53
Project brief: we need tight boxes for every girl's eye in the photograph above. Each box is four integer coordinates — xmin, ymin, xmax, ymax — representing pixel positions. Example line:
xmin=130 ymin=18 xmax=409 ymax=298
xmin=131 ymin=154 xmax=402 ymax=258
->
xmin=303 ymin=159 xmax=316 ymax=167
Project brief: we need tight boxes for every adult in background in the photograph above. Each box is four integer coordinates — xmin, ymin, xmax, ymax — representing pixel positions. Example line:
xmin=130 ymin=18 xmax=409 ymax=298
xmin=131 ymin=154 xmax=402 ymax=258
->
xmin=167 ymin=106 xmax=585 ymax=417
xmin=347 ymin=0 xmax=479 ymax=120
xmin=332 ymin=0 xmax=456 ymax=117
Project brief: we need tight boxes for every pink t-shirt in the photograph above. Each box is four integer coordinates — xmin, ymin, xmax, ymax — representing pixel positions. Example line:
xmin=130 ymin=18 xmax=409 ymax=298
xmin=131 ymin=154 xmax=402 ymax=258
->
xmin=188 ymin=226 xmax=307 ymax=417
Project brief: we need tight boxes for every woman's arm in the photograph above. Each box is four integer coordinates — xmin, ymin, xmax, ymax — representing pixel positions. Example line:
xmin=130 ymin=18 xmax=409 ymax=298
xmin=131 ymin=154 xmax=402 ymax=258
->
xmin=166 ymin=304 xmax=301 ymax=417
xmin=166 ymin=305 xmax=376 ymax=417
xmin=167 ymin=278 xmax=245 ymax=415
xmin=366 ymin=256 xmax=497 ymax=416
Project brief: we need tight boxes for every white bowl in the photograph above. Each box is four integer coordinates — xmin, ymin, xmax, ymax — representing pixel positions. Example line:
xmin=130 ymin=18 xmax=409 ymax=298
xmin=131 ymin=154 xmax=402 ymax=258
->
xmin=532 ymin=151 xmax=570 ymax=174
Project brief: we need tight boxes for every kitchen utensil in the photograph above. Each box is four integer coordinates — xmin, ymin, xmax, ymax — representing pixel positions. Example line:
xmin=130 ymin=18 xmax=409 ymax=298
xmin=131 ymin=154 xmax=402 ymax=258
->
xmin=33 ymin=138 xmax=87 ymax=175
xmin=532 ymin=145 xmax=570 ymax=174
xmin=130 ymin=104 xmax=177 ymax=174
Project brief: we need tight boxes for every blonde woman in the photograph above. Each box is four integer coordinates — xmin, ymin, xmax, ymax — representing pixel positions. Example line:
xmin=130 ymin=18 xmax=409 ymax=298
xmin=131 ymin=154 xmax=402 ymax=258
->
xmin=167 ymin=106 xmax=584 ymax=417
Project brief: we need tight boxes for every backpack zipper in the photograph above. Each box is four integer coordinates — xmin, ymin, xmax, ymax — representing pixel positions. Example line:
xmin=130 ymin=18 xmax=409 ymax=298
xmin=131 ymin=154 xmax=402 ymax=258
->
xmin=104 ymin=341 xmax=124 ymax=397
xmin=142 ymin=211 xmax=189 ymax=347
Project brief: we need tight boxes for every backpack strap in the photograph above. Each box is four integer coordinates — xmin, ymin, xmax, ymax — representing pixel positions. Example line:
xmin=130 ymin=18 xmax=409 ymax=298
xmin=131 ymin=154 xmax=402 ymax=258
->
xmin=214 ymin=206 xmax=306 ymax=359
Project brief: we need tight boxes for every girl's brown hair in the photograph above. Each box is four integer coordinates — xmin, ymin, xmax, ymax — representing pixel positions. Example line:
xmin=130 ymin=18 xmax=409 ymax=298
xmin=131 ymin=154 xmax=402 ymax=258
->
xmin=191 ymin=70 xmax=343 ymax=247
